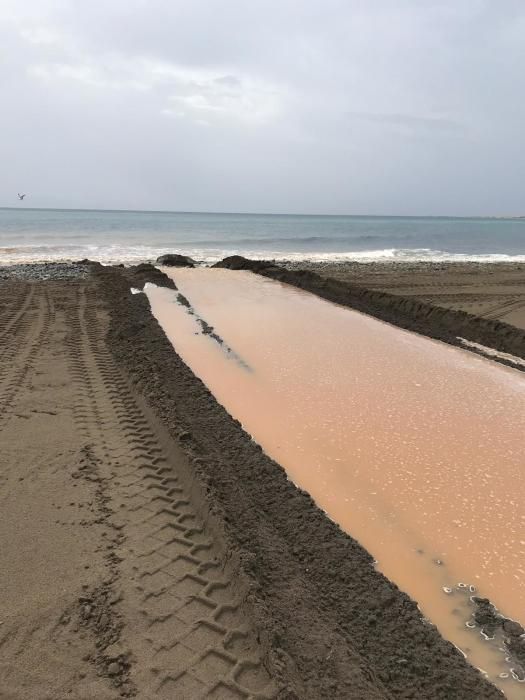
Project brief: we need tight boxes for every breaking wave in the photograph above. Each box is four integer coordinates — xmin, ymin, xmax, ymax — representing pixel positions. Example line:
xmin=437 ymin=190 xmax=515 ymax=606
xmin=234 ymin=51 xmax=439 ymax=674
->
xmin=1 ymin=244 xmax=525 ymax=265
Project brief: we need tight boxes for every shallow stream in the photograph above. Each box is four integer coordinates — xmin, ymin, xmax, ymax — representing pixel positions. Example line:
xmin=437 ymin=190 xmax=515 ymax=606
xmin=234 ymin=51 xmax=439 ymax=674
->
xmin=146 ymin=267 xmax=525 ymax=697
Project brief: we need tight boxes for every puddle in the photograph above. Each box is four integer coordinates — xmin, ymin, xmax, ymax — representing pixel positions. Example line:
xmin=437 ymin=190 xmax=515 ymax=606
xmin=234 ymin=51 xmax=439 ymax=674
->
xmin=146 ymin=268 xmax=525 ymax=697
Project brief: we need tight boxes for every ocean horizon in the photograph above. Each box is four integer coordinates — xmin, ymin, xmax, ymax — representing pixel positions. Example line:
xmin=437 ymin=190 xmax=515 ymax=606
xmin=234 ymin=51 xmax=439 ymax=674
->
xmin=1 ymin=206 xmax=524 ymax=265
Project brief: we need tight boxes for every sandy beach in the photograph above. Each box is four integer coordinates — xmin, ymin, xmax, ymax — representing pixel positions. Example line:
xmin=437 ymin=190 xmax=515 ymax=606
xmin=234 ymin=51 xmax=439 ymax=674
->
xmin=0 ymin=260 xmax=523 ymax=699
xmin=4 ymin=0 xmax=525 ymax=693
xmin=281 ymin=260 xmax=525 ymax=332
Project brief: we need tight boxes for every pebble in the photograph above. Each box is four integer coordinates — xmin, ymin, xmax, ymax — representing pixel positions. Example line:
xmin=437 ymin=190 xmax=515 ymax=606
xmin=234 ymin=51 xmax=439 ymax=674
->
xmin=107 ymin=662 xmax=121 ymax=676
xmin=109 ymin=590 xmax=122 ymax=605
xmin=0 ymin=263 xmax=89 ymax=281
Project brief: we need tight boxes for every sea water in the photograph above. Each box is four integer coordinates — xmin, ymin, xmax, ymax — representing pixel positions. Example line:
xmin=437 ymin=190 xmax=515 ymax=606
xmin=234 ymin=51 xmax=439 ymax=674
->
xmin=1 ymin=207 xmax=524 ymax=264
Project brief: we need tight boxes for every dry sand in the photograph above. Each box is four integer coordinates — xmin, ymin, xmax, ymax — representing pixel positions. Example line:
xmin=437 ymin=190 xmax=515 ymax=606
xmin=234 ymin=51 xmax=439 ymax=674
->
xmin=0 ymin=260 xmax=519 ymax=699
xmin=281 ymin=260 xmax=525 ymax=332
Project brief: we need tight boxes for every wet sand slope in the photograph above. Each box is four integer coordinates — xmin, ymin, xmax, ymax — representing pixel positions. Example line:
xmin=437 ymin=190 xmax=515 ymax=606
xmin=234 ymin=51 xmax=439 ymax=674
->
xmin=0 ymin=274 xmax=278 ymax=699
xmin=95 ymin=262 xmax=504 ymax=699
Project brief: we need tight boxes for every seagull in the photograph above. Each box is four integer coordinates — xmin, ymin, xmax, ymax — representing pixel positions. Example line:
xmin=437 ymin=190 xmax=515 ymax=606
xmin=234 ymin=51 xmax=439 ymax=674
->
xmin=17 ymin=193 xmax=26 ymax=200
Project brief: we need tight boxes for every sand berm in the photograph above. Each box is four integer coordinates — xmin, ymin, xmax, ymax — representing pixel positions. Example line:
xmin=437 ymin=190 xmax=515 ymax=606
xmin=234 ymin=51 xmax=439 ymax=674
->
xmin=99 ymin=261 xmax=506 ymax=698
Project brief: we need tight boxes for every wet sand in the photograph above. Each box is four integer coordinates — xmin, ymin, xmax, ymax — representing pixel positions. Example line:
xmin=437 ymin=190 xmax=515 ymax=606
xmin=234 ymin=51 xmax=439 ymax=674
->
xmin=148 ymin=267 xmax=525 ymax=696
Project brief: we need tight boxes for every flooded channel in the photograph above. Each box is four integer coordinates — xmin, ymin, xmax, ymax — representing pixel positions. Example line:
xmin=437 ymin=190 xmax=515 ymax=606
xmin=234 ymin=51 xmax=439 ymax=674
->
xmin=146 ymin=267 xmax=525 ymax=697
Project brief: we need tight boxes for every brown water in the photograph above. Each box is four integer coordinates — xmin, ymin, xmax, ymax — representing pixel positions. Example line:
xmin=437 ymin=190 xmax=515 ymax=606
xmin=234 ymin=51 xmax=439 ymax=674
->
xmin=146 ymin=268 xmax=525 ymax=697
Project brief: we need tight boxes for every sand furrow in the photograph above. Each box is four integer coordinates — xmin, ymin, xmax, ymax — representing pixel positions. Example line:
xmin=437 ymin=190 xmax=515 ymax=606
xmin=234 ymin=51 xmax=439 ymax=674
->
xmin=94 ymin=261 xmax=506 ymax=699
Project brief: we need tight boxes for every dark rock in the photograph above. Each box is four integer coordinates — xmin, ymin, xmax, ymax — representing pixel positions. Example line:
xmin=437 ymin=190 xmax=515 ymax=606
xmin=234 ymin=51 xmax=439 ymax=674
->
xmin=176 ymin=293 xmax=191 ymax=308
xmin=503 ymin=620 xmax=525 ymax=637
xmin=212 ymin=255 xmax=274 ymax=272
xmin=155 ymin=254 xmax=196 ymax=268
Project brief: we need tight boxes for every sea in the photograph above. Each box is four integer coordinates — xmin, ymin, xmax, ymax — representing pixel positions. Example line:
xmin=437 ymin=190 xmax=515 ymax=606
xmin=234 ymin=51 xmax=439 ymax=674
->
xmin=1 ymin=207 xmax=524 ymax=265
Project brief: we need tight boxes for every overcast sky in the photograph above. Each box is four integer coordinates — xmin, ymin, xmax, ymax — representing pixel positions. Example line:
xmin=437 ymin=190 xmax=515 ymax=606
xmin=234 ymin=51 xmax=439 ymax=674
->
xmin=1 ymin=1 xmax=524 ymax=215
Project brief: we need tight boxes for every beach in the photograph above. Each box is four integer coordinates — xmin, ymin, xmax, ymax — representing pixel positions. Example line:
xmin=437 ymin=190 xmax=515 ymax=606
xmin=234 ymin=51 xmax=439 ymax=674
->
xmin=281 ymin=260 xmax=525 ymax=332
xmin=4 ymin=0 xmax=525 ymax=692
xmin=1 ymin=259 xmax=523 ymax=698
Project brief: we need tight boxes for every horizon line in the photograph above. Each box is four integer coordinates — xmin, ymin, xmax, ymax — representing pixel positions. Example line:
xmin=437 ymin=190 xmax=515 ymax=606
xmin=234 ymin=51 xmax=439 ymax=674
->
xmin=0 ymin=205 xmax=522 ymax=219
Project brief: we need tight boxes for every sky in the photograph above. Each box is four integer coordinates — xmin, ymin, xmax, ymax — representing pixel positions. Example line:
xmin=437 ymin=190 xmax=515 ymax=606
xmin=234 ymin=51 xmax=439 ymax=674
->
xmin=1 ymin=1 xmax=525 ymax=215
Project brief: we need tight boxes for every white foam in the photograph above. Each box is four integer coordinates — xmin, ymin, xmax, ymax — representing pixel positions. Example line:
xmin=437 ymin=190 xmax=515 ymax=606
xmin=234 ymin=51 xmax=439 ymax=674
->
xmin=458 ymin=338 xmax=525 ymax=368
xmin=2 ymin=245 xmax=525 ymax=265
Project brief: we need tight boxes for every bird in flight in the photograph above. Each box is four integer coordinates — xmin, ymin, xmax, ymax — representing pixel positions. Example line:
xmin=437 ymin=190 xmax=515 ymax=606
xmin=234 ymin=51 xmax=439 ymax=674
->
xmin=17 ymin=193 xmax=26 ymax=200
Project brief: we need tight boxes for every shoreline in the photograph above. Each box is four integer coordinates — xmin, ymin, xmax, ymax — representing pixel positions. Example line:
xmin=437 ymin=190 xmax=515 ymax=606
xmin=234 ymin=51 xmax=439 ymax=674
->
xmin=0 ymin=259 xmax=523 ymax=697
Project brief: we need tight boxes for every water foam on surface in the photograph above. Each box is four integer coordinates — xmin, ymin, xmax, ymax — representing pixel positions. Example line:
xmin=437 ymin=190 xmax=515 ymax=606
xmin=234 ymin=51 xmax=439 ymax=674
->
xmin=458 ymin=338 xmax=525 ymax=369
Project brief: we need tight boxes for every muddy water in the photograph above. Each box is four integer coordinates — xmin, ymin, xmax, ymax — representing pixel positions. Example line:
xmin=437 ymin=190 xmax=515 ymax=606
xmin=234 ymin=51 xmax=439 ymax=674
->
xmin=146 ymin=268 xmax=525 ymax=697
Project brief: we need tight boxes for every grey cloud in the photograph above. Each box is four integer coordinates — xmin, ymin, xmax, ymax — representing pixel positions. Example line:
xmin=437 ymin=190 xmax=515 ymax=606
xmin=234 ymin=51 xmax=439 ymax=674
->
xmin=1 ymin=1 xmax=525 ymax=214
xmin=346 ymin=112 xmax=467 ymax=135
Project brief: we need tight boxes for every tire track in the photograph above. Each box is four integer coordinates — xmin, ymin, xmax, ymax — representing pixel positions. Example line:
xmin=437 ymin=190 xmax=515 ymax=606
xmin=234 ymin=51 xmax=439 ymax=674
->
xmin=0 ymin=283 xmax=53 ymax=426
xmin=65 ymin=282 xmax=278 ymax=699
xmin=0 ymin=284 xmax=35 ymax=385
xmin=0 ymin=282 xmax=35 ymax=341
xmin=0 ymin=279 xmax=119 ymax=699
xmin=481 ymin=297 xmax=525 ymax=321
